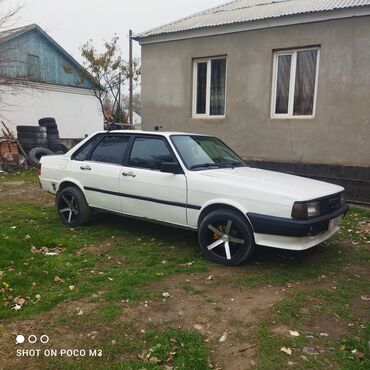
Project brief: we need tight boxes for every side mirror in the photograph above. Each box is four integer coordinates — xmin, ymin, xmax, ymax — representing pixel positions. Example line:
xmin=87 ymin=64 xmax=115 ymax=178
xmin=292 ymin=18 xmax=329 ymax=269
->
xmin=160 ymin=162 xmax=182 ymax=174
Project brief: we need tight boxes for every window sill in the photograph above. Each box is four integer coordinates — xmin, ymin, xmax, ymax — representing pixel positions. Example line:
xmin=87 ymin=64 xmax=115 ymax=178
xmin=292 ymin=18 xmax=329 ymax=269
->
xmin=270 ymin=115 xmax=316 ymax=120
xmin=191 ymin=115 xmax=226 ymax=120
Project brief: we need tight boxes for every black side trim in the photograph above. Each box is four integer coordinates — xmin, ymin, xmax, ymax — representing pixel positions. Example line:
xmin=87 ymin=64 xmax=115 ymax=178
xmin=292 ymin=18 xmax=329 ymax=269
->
xmin=84 ymin=187 xmax=201 ymax=210
xmin=248 ymin=204 xmax=349 ymax=237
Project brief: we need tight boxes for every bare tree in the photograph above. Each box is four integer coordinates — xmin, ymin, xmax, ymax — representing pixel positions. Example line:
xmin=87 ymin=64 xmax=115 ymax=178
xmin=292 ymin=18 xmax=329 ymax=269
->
xmin=0 ymin=1 xmax=27 ymax=109
xmin=0 ymin=0 xmax=22 ymax=29
xmin=122 ymin=91 xmax=141 ymax=115
xmin=79 ymin=36 xmax=141 ymax=123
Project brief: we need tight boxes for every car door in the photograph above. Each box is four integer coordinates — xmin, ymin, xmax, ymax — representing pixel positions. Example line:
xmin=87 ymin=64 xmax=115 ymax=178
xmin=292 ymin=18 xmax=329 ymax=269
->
xmin=119 ymin=135 xmax=187 ymax=226
xmin=66 ymin=134 xmax=131 ymax=212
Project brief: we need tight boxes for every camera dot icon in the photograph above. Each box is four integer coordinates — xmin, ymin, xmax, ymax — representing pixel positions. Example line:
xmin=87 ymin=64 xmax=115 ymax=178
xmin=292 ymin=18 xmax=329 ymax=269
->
xmin=28 ymin=335 xmax=37 ymax=344
xmin=40 ymin=335 xmax=49 ymax=344
xmin=16 ymin=335 xmax=25 ymax=344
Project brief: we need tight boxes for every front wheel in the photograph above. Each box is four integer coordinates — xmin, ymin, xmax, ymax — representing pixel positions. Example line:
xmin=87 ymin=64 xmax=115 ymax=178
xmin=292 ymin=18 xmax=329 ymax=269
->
xmin=56 ymin=186 xmax=91 ymax=227
xmin=198 ymin=209 xmax=255 ymax=266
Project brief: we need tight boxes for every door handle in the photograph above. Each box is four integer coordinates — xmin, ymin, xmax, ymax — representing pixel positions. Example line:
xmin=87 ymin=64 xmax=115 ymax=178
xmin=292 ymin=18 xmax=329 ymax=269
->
xmin=80 ymin=165 xmax=91 ymax=171
xmin=122 ymin=171 xmax=136 ymax=178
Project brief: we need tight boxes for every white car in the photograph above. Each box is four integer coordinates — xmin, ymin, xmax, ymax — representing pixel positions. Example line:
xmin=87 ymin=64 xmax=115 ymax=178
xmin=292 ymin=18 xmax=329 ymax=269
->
xmin=39 ymin=131 xmax=349 ymax=265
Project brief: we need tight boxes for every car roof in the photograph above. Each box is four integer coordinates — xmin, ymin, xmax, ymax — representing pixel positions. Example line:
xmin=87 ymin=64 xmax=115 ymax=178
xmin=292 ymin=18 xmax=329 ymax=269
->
xmin=100 ymin=130 xmax=207 ymax=138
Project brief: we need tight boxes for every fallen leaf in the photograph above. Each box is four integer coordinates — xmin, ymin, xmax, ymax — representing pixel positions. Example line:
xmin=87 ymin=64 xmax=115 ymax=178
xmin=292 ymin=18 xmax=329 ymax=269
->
xmin=13 ymin=297 xmax=25 ymax=306
xmin=69 ymin=285 xmax=75 ymax=291
xmin=54 ymin=276 xmax=64 ymax=283
xmin=137 ymin=350 xmax=146 ymax=360
xmin=219 ymin=332 xmax=228 ymax=343
xmin=360 ymin=296 xmax=370 ymax=301
xmin=280 ymin=347 xmax=292 ymax=355
xmin=149 ymin=356 xmax=160 ymax=365
xmin=289 ymin=330 xmax=300 ymax=337
xmin=320 ymin=332 xmax=329 ymax=337
xmin=77 ymin=309 xmax=83 ymax=316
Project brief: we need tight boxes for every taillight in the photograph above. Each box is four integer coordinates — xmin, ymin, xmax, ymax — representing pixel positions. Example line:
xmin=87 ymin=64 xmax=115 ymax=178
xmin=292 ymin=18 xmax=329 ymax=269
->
xmin=38 ymin=163 xmax=41 ymax=176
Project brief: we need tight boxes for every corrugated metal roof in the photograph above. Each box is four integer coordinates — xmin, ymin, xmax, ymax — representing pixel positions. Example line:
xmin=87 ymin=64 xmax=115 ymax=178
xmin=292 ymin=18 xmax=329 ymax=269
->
xmin=136 ymin=0 xmax=370 ymax=39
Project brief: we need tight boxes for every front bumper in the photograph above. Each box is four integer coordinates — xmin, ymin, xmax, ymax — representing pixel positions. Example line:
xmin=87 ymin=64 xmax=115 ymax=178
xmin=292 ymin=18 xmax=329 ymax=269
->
xmin=248 ymin=204 xmax=349 ymax=238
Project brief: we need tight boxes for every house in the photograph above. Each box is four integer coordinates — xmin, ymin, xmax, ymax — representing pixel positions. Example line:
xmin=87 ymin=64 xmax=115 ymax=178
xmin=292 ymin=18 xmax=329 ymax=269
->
xmin=0 ymin=24 xmax=103 ymax=139
xmin=134 ymin=0 xmax=370 ymax=204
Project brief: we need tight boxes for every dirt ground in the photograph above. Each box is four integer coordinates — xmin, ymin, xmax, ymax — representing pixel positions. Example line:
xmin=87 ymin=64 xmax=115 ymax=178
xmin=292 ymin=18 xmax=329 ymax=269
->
xmin=0 ymin=267 xmax=287 ymax=370
xmin=0 ymin=178 xmax=369 ymax=370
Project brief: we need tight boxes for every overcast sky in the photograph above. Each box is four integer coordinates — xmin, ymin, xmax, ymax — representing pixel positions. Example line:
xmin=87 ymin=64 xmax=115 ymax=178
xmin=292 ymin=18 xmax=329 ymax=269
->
xmin=8 ymin=0 xmax=226 ymax=62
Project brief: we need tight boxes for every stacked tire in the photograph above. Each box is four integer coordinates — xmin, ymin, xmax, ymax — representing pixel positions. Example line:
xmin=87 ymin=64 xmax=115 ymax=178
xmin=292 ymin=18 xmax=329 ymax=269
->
xmin=38 ymin=117 xmax=63 ymax=152
xmin=17 ymin=126 xmax=48 ymax=153
xmin=16 ymin=117 xmax=68 ymax=167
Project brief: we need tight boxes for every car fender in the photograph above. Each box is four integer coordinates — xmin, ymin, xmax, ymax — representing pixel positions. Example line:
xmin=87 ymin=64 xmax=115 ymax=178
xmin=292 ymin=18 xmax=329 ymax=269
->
xmin=198 ymin=198 xmax=254 ymax=231
xmin=57 ymin=177 xmax=86 ymax=195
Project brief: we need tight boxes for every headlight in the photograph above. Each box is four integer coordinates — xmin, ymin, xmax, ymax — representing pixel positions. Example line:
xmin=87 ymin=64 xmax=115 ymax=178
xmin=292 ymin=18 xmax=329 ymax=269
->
xmin=307 ymin=201 xmax=320 ymax=217
xmin=292 ymin=201 xmax=321 ymax=219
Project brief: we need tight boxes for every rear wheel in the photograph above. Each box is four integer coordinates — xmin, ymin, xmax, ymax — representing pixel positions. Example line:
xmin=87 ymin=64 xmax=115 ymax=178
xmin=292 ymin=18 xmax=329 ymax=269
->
xmin=56 ymin=186 xmax=91 ymax=227
xmin=198 ymin=209 xmax=255 ymax=266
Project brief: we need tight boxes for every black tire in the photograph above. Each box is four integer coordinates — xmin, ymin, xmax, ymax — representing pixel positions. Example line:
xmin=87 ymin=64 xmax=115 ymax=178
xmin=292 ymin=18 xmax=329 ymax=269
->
xmin=198 ymin=209 xmax=255 ymax=266
xmin=48 ymin=135 xmax=61 ymax=141
xmin=56 ymin=186 xmax=91 ymax=227
xmin=46 ymin=128 xmax=59 ymax=134
xmin=39 ymin=118 xmax=57 ymax=129
xmin=18 ymin=133 xmax=47 ymax=140
xmin=40 ymin=122 xmax=58 ymax=129
xmin=18 ymin=137 xmax=48 ymax=144
xmin=19 ymin=142 xmax=48 ymax=150
xmin=39 ymin=117 xmax=56 ymax=124
xmin=17 ymin=126 xmax=47 ymax=133
xmin=28 ymin=147 xmax=54 ymax=167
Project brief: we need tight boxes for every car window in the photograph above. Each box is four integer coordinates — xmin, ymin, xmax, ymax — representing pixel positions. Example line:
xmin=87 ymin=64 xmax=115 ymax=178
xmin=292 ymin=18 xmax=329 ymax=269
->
xmin=171 ymin=135 xmax=244 ymax=170
xmin=90 ymin=135 xmax=130 ymax=165
xmin=73 ymin=135 xmax=102 ymax=161
xmin=128 ymin=137 xmax=175 ymax=170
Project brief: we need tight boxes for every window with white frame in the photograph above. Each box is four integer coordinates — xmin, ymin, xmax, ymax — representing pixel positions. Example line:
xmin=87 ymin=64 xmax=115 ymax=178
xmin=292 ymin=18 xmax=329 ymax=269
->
xmin=193 ymin=57 xmax=227 ymax=117
xmin=271 ymin=48 xmax=320 ymax=118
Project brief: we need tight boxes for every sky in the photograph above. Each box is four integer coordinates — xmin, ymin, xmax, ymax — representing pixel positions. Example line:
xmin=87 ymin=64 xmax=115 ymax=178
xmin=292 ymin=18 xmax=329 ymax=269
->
xmin=5 ymin=0 xmax=227 ymax=62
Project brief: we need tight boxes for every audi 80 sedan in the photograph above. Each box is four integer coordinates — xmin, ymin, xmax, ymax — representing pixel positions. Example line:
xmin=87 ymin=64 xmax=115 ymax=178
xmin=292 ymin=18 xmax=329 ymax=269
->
xmin=39 ymin=131 xmax=349 ymax=265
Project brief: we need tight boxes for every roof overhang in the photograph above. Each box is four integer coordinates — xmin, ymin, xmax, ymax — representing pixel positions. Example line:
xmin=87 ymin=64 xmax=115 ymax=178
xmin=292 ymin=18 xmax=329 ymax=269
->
xmin=134 ymin=6 xmax=370 ymax=45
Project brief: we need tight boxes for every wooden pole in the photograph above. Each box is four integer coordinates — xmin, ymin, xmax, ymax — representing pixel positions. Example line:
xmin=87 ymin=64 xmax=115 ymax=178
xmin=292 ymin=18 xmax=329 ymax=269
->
xmin=1 ymin=121 xmax=28 ymax=159
xmin=129 ymin=29 xmax=133 ymax=126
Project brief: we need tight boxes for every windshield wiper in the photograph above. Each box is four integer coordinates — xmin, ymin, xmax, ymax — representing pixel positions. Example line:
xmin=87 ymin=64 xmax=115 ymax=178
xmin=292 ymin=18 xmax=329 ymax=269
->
xmin=190 ymin=163 xmax=221 ymax=170
xmin=219 ymin=161 xmax=244 ymax=168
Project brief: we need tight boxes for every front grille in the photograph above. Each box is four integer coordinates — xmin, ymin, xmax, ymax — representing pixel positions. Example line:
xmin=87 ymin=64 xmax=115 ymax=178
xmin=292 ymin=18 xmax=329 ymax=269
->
xmin=319 ymin=193 xmax=343 ymax=216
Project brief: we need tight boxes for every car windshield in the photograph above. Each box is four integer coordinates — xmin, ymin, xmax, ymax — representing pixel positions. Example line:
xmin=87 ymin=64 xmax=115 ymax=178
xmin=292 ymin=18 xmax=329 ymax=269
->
xmin=171 ymin=135 xmax=245 ymax=170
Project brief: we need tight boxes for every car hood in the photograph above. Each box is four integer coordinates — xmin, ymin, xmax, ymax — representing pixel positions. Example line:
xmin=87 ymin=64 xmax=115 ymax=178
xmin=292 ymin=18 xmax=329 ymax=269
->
xmin=199 ymin=167 xmax=344 ymax=201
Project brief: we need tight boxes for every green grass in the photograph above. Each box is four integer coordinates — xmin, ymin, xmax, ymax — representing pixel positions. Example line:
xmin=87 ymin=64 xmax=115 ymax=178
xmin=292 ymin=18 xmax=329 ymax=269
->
xmin=0 ymin=170 xmax=369 ymax=369
xmin=0 ymin=201 xmax=210 ymax=321
xmin=235 ymin=207 xmax=370 ymax=289
xmin=0 ymin=168 xmax=39 ymax=185
xmin=48 ymin=329 xmax=210 ymax=370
